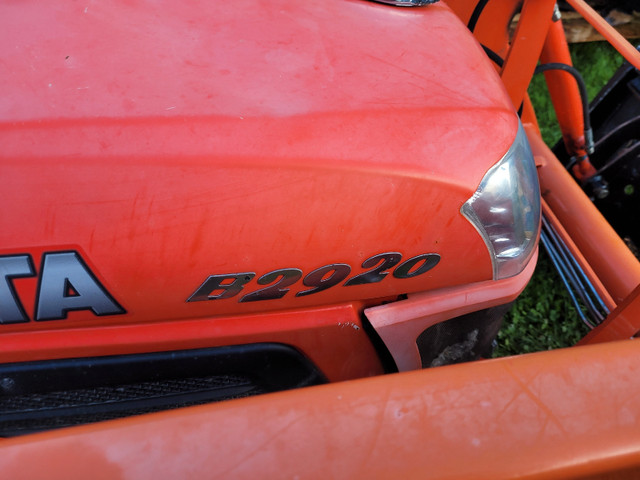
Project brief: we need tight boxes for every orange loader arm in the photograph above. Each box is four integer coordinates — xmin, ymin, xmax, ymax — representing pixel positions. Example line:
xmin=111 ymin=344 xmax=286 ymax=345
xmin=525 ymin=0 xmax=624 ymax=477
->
xmin=2 ymin=337 xmax=640 ymax=479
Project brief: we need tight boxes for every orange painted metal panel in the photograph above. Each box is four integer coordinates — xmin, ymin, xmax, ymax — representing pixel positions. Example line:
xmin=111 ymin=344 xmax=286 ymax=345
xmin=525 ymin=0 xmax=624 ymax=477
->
xmin=501 ymin=0 xmax=556 ymax=108
xmin=521 ymin=94 xmax=542 ymax=133
xmin=0 ymin=303 xmax=385 ymax=382
xmin=445 ymin=0 xmax=519 ymax=58
xmin=529 ymin=124 xmax=640 ymax=304
xmin=3 ymin=339 xmax=640 ymax=479
xmin=581 ymin=286 xmax=640 ymax=345
xmin=0 ymin=0 xmax=515 ymax=337
xmin=0 ymin=0 xmax=524 ymax=387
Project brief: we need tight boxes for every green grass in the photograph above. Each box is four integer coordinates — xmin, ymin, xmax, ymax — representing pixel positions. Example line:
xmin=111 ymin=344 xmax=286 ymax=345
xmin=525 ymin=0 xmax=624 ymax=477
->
xmin=492 ymin=42 xmax=624 ymax=358
xmin=493 ymin=254 xmax=589 ymax=356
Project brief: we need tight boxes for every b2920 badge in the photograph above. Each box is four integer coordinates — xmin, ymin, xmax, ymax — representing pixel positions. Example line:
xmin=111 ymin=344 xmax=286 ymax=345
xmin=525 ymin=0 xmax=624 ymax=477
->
xmin=187 ymin=251 xmax=440 ymax=303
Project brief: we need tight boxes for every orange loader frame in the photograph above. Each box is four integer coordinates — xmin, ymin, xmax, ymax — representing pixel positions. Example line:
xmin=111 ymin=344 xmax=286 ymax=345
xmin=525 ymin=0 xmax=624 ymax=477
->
xmin=3 ymin=1 xmax=640 ymax=478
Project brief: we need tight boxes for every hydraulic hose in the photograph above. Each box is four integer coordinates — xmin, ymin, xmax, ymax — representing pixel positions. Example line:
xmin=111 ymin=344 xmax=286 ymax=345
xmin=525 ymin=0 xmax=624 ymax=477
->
xmin=534 ymin=62 xmax=593 ymax=154
xmin=467 ymin=0 xmax=491 ymax=32
xmin=480 ymin=45 xmax=593 ymax=156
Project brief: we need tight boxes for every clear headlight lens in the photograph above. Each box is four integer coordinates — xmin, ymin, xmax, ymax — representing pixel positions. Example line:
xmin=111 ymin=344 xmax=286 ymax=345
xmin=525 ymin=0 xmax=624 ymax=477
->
xmin=461 ymin=122 xmax=541 ymax=280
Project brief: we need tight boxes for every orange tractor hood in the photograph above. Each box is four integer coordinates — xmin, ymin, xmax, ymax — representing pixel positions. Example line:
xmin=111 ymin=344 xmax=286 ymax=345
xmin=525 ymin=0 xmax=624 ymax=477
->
xmin=0 ymin=0 xmax=518 ymax=330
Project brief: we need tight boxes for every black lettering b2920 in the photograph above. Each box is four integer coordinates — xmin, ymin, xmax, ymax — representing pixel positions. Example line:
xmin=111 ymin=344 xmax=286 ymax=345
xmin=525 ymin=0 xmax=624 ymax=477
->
xmin=239 ymin=269 xmax=302 ymax=302
xmin=187 ymin=273 xmax=256 ymax=302
xmin=344 ymin=252 xmax=402 ymax=286
xmin=393 ymin=254 xmax=440 ymax=278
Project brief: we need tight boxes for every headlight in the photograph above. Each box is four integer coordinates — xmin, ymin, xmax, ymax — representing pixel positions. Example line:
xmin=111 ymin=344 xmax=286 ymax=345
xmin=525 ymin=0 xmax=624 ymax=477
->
xmin=461 ymin=122 xmax=541 ymax=280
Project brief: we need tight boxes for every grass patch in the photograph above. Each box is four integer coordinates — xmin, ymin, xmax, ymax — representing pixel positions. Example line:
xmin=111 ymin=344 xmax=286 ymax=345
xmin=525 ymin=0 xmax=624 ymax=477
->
xmin=493 ymin=254 xmax=589 ymax=356
xmin=493 ymin=42 xmax=624 ymax=357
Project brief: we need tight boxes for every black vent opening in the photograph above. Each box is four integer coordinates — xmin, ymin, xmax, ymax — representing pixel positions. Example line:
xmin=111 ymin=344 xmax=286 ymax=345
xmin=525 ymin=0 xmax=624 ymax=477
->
xmin=416 ymin=304 xmax=512 ymax=368
xmin=0 ymin=343 xmax=325 ymax=437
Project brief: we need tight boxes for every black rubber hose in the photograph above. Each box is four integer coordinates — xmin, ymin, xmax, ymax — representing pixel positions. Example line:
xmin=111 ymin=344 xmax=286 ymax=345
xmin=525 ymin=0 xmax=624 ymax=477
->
xmin=478 ymin=49 xmax=593 ymax=153
xmin=481 ymin=44 xmax=504 ymax=68
xmin=467 ymin=0 xmax=491 ymax=32
xmin=534 ymin=62 xmax=593 ymax=153
xmin=479 ymin=52 xmax=589 ymax=131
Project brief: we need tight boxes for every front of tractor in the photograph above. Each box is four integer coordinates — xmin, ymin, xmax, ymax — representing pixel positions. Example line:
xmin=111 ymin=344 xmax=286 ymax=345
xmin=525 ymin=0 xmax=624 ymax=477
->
xmin=2 ymin=0 xmax=640 ymax=478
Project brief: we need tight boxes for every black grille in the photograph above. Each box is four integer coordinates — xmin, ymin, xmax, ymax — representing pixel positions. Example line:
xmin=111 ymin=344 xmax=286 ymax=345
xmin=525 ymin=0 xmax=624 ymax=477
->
xmin=0 ymin=343 xmax=324 ymax=437
xmin=1 ymin=374 xmax=256 ymax=411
